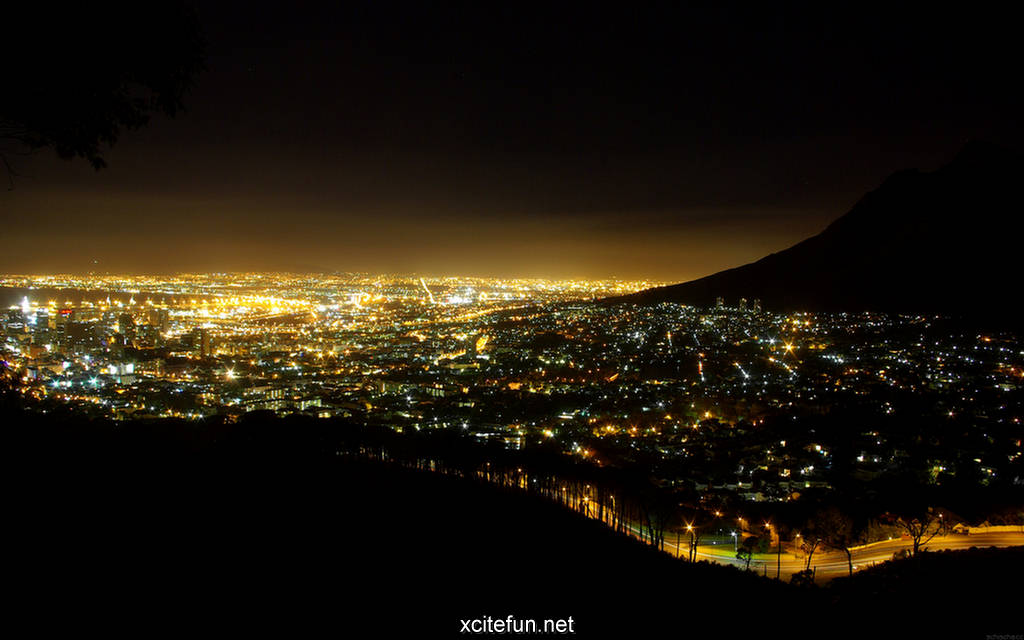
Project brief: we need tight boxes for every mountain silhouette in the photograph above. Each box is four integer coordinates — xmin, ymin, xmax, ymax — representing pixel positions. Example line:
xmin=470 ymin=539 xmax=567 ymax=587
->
xmin=612 ymin=142 xmax=1023 ymax=321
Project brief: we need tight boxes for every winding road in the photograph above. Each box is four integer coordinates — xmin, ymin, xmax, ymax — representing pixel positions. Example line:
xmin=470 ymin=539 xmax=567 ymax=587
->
xmin=625 ymin=525 xmax=1023 ymax=582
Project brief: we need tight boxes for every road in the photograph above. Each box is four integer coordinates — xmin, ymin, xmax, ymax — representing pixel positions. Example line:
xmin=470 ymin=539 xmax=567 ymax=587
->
xmin=623 ymin=525 xmax=1023 ymax=582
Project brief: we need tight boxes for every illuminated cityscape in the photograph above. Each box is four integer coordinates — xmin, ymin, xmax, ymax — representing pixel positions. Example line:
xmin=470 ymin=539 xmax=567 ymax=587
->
xmin=5 ymin=272 xmax=1021 ymax=504
xmin=3 ymin=3 xmax=1022 ymax=636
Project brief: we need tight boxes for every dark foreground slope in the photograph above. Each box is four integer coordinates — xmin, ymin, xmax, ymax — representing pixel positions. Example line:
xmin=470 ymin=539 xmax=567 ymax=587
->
xmin=8 ymin=412 xmax=793 ymax=636
xmin=7 ymin=409 xmax=1021 ymax=637
xmin=830 ymin=545 xmax=1024 ymax=627
xmin=615 ymin=142 xmax=1023 ymax=322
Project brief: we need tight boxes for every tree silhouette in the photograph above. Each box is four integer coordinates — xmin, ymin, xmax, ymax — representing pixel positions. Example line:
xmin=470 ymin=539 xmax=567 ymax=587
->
xmin=1 ymin=3 xmax=205 ymax=180
xmin=678 ymin=506 xmax=720 ymax=562
xmin=815 ymin=506 xmax=859 ymax=576
xmin=736 ymin=544 xmax=754 ymax=570
xmin=736 ymin=534 xmax=766 ymax=570
xmin=798 ymin=519 xmax=823 ymax=571
xmin=887 ymin=507 xmax=952 ymax=556
xmin=790 ymin=569 xmax=815 ymax=587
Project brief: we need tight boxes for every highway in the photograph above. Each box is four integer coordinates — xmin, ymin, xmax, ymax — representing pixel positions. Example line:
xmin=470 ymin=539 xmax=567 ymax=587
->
xmin=622 ymin=524 xmax=1023 ymax=582
xmin=443 ymin=470 xmax=1021 ymax=583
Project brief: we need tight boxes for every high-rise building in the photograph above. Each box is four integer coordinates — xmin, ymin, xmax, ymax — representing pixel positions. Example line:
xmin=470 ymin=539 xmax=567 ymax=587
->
xmin=136 ymin=324 xmax=161 ymax=348
xmin=66 ymin=322 xmax=94 ymax=353
xmin=753 ymin=299 xmax=762 ymax=313
xmin=5 ymin=310 xmax=26 ymax=336
xmin=191 ymin=327 xmax=211 ymax=357
xmin=715 ymin=297 xmax=724 ymax=309
xmin=119 ymin=313 xmax=136 ymax=347
xmin=32 ymin=310 xmax=51 ymax=344
xmin=738 ymin=298 xmax=748 ymax=312
xmin=54 ymin=310 xmax=71 ymax=350
xmin=148 ymin=308 xmax=170 ymax=333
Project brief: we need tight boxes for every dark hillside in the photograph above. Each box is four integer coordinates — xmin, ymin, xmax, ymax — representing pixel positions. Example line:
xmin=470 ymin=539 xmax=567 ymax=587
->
xmin=6 ymin=408 xmax=1021 ymax=636
xmin=614 ymin=142 xmax=1023 ymax=325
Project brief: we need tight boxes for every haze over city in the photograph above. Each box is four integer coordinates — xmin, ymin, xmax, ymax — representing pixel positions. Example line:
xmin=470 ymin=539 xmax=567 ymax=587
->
xmin=3 ymin=3 xmax=1020 ymax=279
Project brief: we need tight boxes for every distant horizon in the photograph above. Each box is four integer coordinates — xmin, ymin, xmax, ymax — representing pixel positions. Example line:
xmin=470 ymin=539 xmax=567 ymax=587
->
xmin=0 ymin=271 xmax=672 ymax=283
xmin=0 ymin=200 xmax=832 ymax=282
xmin=5 ymin=142 xmax=1018 ymax=282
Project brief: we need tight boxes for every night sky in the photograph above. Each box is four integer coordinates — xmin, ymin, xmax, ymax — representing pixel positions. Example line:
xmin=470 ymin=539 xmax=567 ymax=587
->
xmin=2 ymin=2 xmax=1020 ymax=280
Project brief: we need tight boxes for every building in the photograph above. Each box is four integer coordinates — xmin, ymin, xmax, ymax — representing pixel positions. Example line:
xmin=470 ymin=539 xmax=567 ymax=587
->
xmin=148 ymin=308 xmax=170 ymax=333
xmin=118 ymin=313 xmax=136 ymax=347
xmin=190 ymin=327 xmax=211 ymax=357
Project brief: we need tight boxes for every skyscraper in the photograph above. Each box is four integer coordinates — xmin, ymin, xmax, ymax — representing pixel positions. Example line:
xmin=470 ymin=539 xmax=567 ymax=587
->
xmin=119 ymin=313 xmax=136 ymax=347
xmin=148 ymin=308 xmax=170 ymax=333
xmin=191 ymin=327 xmax=211 ymax=357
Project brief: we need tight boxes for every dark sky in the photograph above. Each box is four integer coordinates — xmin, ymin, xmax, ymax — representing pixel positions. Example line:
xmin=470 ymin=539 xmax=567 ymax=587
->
xmin=2 ymin=2 xmax=1020 ymax=280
